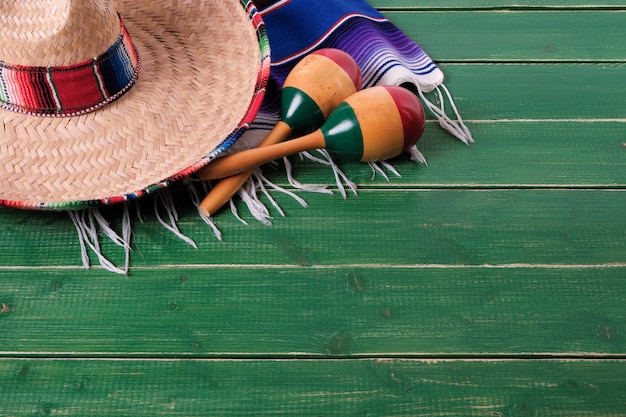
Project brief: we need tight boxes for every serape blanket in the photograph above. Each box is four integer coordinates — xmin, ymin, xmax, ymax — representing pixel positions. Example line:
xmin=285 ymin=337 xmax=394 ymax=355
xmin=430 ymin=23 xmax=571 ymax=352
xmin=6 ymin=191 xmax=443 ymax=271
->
xmin=72 ymin=0 xmax=472 ymax=274
xmin=240 ymin=0 xmax=472 ymax=146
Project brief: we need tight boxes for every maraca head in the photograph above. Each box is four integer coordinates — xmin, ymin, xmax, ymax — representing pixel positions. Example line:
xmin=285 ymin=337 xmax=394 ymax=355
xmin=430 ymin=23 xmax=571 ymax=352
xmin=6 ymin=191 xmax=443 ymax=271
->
xmin=384 ymin=85 xmax=426 ymax=152
xmin=320 ymin=86 xmax=425 ymax=162
xmin=311 ymin=48 xmax=362 ymax=91
xmin=281 ymin=48 xmax=362 ymax=135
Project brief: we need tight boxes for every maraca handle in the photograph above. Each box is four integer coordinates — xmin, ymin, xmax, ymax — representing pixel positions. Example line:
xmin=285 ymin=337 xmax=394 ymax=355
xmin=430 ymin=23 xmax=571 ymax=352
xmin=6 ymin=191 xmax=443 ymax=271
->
xmin=199 ymin=121 xmax=291 ymax=181
xmin=198 ymin=171 xmax=250 ymax=217
xmin=198 ymin=131 xmax=326 ymax=180
xmin=198 ymin=121 xmax=293 ymax=216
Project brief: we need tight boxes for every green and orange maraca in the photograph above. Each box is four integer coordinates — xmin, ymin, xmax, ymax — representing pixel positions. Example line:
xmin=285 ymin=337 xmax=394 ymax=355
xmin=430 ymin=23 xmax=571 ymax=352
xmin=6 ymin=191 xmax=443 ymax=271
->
xmin=199 ymin=85 xmax=426 ymax=181
xmin=198 ymin=48 xmax=362 ymax=216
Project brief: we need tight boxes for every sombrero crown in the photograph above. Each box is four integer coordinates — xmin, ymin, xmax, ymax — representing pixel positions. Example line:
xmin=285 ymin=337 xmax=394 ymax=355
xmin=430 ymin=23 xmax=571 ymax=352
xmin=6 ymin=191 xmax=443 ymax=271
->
xmin=0 ymin=0 xmax=269 ymax=209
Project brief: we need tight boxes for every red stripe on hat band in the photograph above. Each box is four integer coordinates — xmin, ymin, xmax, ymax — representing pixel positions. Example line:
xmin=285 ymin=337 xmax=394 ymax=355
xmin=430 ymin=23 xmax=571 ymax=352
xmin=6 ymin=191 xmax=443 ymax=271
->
xmin=0 ymin=15 xmax=140 ymax=117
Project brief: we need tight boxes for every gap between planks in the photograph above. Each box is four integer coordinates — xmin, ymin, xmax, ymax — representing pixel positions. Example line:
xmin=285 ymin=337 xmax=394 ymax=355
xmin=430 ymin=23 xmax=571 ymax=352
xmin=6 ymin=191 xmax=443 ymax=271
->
xmin=1 ymin=353 xmax=626 ymax=361
xmin=2 ymin=263 xmax=626 ymax=272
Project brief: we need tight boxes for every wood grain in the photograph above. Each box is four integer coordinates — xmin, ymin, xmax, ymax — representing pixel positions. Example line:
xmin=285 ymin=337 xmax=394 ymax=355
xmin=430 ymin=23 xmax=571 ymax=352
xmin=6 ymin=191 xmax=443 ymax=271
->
xmin=1 ymin=188 xmax=624 ymax=268
xmin=386 ymin=11 xmax=626 ymax=62
xmin=1 ymin=359 xmax=625 ymax=416
xmin=0 ymin=266 xmax=624 ymax=356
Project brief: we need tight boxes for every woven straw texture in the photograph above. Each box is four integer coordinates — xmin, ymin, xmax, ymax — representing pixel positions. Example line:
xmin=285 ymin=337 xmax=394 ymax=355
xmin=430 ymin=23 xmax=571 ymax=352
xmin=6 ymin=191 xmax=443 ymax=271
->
xmin=0 ymin=0 xmax=268 ymax=209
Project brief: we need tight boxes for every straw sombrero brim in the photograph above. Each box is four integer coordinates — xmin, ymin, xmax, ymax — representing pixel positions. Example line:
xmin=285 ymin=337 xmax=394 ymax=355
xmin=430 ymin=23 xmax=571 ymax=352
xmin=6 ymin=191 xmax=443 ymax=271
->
xmin=0 ymin=0 xmax=270 ymax=210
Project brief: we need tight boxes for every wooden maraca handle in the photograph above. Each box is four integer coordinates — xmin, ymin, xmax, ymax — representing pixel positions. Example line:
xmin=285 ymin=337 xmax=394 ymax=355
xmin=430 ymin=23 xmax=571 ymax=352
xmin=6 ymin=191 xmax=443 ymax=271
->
xmin=199 ymin=131 xmax=326 ymax=181
xmin=198 ymin=122 xmax=292 ymax=216
xmin=198 ymin=173 xmax=251 ymax=217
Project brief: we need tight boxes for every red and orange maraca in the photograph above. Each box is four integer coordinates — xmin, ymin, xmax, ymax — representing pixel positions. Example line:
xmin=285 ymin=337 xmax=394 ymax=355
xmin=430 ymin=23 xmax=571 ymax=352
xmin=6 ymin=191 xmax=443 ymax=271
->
xmin=198 ymin=85 xmax=426 ymax=181
xmin=198 ymin=48 xmax=362 ymax=216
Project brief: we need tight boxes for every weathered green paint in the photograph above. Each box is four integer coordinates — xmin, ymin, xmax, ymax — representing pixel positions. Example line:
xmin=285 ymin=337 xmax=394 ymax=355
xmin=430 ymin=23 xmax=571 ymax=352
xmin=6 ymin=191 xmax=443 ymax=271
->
xmin=2 ymin=189 xmax=624 ymax=267
xmin=0 ymin=267 xmax=624 ymax=356
xmin=1 ymin=359 xmax=625 ymax=416
xmin=385 ymin=11 xmax=626 ymax=62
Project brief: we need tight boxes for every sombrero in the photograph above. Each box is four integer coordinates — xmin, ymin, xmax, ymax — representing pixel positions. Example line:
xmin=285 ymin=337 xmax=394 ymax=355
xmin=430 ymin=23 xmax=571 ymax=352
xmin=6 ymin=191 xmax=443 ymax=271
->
xmin=0 ymin=0 xmax=270 ymax=210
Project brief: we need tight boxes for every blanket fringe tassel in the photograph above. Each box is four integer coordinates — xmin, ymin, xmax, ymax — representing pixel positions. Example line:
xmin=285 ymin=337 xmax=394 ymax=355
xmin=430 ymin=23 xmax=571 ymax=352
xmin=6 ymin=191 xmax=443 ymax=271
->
xmin=69 ymin=203 xmax=132 ymax=275
xmin=417 ymin=82 xmax=474 ymax=145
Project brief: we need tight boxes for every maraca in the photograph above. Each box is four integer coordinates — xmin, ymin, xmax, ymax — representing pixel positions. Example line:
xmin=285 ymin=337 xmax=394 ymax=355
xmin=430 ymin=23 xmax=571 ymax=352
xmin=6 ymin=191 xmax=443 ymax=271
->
xmin=198 ymin=86 xmax=426 ymax=181
xmin=277 ymin=48 xmax=363 ymax=137
xmin=198 ymin=48 xmax=362 ymax=217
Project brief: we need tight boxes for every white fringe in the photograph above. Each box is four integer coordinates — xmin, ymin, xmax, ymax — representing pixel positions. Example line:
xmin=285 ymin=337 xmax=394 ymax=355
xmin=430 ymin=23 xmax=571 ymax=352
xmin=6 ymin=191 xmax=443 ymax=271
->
xmin=300 ymin=150 xmax=358 ymax=199
xmin=229 ymin=193 xmax=249 ymax=225
xmin=68 ymin=203 xmax=132 ymax=275
xmin=239 ymin=173 xmax=273 ymax=226
xmin=368 ymin=161 xmax=403 ymax=182
xmin=187 ymin=180 xmax=223 ymax=241
xmin=417 ymin=82 xmax=474 ymax=145
xmin=408 ymin=146 xmax=428 ymax=165
xmin=229 ymin=167 xmax=309 ymax=226
xmin=284 ymin=156 xmax=333 ymax=195
xmin=154 ymin=188 xmax=198 ymax=249
xmin=68 ymin=211 xmax=90 ymax=270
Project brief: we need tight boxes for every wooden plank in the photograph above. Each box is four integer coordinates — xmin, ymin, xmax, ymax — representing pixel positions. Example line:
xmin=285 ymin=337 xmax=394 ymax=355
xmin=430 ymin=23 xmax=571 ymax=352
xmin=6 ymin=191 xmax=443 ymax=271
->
xmin=435 ymin=63 xmax=626 ymax=120
xmin=1 ymin=359 xmax=625 ymax=416
xmin=97 ymin=189 xmax=626 ymax=268
xmin=1 ymin=188 xmax=623 ymax=268
xmin=271 ymin=121 xmax=626 ymax=188
xmin=383 ymin=11 xmax=626 ymax=62
xmin=1 ymin=266 xmax=624 ymax=356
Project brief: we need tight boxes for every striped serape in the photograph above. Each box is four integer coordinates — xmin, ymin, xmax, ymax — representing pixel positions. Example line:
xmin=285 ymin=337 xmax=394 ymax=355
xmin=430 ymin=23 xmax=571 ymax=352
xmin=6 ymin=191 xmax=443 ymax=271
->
xmin=241 ymin=0 xmax=472 ymax=145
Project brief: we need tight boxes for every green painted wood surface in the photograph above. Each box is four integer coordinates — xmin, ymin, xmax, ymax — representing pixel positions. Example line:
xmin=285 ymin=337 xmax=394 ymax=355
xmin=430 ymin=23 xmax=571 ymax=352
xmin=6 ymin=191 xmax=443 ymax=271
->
xmin=437 ymin=64 xmax=626 ymax=120
xmin=386 ymin=11 xmax=626 ymax=62
xmin=1 ymin=189 xmax=625 ymax=267
xmin=279 ymin=122 xmax=626 ymax=188
xmin=0 ymin=2 xmax=625 ymax=416
xmin=0 ymin=267 xmax=624 ymax=356
xmin=1 ymin=359 xmax=625 ymax=416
